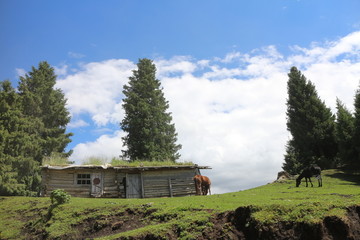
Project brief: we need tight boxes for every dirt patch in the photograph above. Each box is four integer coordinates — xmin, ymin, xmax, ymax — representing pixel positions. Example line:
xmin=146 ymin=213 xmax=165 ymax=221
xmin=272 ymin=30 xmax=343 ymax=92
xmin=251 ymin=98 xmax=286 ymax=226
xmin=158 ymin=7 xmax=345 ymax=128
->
xmin=73 ymin=208 xmax=157 ymax=239
xmin=197 ymin=205 xmax=360 ymax=240
xmin=21 ymin=205 xmax=360 ymax=239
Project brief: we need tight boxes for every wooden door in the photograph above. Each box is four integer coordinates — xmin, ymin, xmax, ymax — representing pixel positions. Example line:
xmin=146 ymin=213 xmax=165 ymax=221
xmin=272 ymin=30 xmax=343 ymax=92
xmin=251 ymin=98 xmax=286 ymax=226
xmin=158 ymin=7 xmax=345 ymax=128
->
xmin=126 ymin=174 xmax=142 ymax=198
xmin=91 ymin=173 xmax=103 ymax=197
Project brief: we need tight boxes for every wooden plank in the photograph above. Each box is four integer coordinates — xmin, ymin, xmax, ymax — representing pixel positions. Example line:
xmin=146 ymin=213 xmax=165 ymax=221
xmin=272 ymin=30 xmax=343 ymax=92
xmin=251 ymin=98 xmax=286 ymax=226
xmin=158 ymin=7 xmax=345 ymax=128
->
xmin=103 ymin=186 xmax=118 ymax=191
xmin=168 ymin=178 xmax=173 ymax=197
xmin=140 ymin=172 xmax=144 ymax=198
xmin=125 ymin=173 xmax=128 ymax=198
xmin=47 ymin=179 xmax=74 ymax=184
xmin=143 ymin=180 xmax=169 ymax=185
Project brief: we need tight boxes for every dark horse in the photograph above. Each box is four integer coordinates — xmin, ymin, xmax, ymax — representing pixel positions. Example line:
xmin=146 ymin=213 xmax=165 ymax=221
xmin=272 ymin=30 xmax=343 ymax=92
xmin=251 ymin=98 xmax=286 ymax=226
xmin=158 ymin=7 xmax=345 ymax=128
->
xmin=194 ymin=175 xmax=211 ymax=195
xmin=296 ymin=166 xmax=322 ymax=187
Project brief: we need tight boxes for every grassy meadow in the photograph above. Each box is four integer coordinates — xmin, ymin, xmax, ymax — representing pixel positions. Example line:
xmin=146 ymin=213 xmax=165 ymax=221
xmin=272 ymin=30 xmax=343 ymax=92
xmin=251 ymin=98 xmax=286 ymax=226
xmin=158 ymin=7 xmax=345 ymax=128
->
xmin=0 ymin=169 xmax=359 ymax=239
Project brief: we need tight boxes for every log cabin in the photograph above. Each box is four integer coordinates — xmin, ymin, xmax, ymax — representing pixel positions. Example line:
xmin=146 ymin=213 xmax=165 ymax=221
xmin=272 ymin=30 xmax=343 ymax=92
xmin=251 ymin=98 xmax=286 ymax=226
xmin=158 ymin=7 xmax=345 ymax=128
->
xmin=41 ymin=164 xmax=211 ymax=198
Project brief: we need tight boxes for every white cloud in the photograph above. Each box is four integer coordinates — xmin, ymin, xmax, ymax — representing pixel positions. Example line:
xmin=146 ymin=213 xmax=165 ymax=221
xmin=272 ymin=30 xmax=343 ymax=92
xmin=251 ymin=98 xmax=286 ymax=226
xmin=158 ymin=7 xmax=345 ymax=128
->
xmin=61 ymin=31 xmax=360 ymax=194
xmin=290 ymin=31 xmax=360 ymax=65
xmin=155 ymin=56 xmax=197 ymax=77
xmin=68 ymin=119 xmax=89 ymax=128
xmin=216 ymin=51 xmax=242 ymax=63
xmin=15 ymin=68 xmax=26 ymax=78
xmin=70 ymin=131 xmax=125 ymax=162
xmin=56 ymin=59 xmax=134 ymax=126
xmin=68 ymin=51 xmax=86 ymax=59
xmin=54 ymin=64 xmax=68 ymax=76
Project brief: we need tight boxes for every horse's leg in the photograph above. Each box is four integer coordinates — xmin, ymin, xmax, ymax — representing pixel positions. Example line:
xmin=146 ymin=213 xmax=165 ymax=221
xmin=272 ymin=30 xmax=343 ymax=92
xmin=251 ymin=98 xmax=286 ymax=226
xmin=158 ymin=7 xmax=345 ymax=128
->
xmin=309 ymin=177 xmax=313 ymax=187
xmin=203 ymin=186 xmax=208 ymax=195
xmin=305 ymin=178 xmax=308 ymax=187
xmin=194 ymin=176 xmax=202 ymax=195
xmin=208 ymin=186 xmax=211 ymax=195
xmin=318 ymin=175 xmax=322 ymax=187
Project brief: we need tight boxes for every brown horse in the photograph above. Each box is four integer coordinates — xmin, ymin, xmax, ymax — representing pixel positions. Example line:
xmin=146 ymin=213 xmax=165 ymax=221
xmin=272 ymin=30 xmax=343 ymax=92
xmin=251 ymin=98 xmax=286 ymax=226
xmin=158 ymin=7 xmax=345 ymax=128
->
xmin=193 ymin=175 xmax=211 ymax=195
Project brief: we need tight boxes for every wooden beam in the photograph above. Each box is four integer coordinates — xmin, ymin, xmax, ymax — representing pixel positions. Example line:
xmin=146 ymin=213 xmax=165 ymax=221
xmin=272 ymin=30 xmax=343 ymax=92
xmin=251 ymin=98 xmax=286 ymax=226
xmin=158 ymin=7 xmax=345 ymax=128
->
xmin=140 ymin=172 xmax=145 ymax=198
xmin=168 ymin=178 xmax=173 ymax=197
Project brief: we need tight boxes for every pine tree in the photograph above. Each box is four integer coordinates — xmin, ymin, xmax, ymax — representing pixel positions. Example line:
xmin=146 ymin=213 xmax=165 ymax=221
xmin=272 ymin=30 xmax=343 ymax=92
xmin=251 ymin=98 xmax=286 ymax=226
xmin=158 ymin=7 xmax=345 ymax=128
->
xmin=18 ymin=61 xmax=73 ymax=159
xmin=121 ymin=58 xmax=181 ymax=162
xmin=0 ymin=80 xmax=43 ymax=195
xmin=0 ymin=62 xmax=73 ymax=195
xmin=352 ymin=86 xmax=360 ymax=167
xmin=282 ymin=140 xmax=302 ymax=175
xmin=284 ymin=67 xmax=337 ymax=172
xmin=335 ymin=98 xmax=355 ymax=166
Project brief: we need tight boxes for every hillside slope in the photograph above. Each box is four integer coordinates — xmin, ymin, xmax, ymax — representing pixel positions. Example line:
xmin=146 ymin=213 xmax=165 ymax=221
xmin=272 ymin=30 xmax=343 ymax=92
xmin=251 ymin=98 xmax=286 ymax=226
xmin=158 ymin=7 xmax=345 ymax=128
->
xmin=1 ymin=169 xmax=360 ymax=239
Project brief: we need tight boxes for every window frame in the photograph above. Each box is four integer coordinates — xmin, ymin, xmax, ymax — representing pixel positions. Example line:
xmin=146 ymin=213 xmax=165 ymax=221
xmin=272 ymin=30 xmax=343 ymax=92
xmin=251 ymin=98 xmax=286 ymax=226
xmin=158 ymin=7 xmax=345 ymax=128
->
xmin=76 ymin=173 xmax=91 ymax=185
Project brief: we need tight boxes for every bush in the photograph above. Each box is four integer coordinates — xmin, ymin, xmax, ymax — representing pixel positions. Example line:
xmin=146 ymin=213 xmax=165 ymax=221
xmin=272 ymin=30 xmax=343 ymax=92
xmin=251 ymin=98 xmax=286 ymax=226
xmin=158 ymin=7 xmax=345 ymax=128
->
xmin=50 ymin=189 xmax=70 ymax=205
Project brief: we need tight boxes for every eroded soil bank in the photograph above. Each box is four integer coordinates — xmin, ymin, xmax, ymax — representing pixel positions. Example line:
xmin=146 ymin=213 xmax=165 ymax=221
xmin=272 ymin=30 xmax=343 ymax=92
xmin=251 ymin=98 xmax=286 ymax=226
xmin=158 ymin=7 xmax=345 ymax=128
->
xmin=23 ymin=205 xmax=360 ymax=239
xmin=117 ymin=205 xmax=360 ymax=240
xmin=199 ymin=205 xmax=360 ymax=240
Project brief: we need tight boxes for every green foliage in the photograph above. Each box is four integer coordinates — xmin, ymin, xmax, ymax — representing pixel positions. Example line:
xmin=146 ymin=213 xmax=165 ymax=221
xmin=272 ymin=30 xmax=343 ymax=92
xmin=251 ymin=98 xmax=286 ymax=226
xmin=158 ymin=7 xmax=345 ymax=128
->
xmin=0 ymin=80 xmax=42 ymax=195
xmin=284 ymin=67 xmax=337 ymax=172
xmin=42 ymin=152 xmax=73 ymax=166
xmin=335 ymin=98 xmax=355 ymax=166
xmin=282 ymin=140 xmax=302 ymax=175
xmin=0 ymin=61 xmax=73 ymax=196
xmin=50 ymin=189 xmax=71 ymax=205
xmin=352 ymin=86 xmax=360 ymax=167
xmin=81 ymin=156 xmax=108 ymax=165
xmin=78 ymin=156 xmax=194 ymax=167
xmin=121 ymin=58 xmax=181 ymax=162
xmin=110 ymin=158 xmax=194 ymax=167
xmin=18 ymin=61 xmax=73 ymax=158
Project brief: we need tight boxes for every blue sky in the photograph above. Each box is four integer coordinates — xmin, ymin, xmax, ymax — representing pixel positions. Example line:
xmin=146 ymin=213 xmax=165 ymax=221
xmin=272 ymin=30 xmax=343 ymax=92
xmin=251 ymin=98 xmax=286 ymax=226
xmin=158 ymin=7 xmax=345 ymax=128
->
xmin=2 ymin=0 xmax=359 ymax=76
xmin=1 ymin=0 xmax=360 ymax=193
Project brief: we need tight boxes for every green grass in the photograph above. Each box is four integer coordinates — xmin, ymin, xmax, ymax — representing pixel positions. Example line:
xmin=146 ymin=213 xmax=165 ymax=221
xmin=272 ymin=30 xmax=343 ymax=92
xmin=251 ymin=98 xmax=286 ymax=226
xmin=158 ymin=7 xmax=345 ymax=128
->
xmin=1 ymin=169 xmax=360 ymax=239
xmin=44 ymin=155 xmax=196 ymax=167
xmin=109 ymin=158 xmax=195 ymax=167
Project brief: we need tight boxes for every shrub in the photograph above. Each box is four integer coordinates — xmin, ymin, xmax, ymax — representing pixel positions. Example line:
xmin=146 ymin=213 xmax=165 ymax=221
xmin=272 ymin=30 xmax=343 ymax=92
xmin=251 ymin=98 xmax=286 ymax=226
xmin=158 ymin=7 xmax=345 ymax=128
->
xmin=50 ymin=189 xmax=70 ymax=205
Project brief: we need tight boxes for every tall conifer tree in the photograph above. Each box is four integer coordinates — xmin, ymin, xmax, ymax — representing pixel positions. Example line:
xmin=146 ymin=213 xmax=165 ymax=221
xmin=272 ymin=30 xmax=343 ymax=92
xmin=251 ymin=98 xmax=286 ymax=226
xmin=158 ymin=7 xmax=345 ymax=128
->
xmin=335 ymin=98 xmax=355 ymax=166
xmin=121 ymin=58 xmax=181 ymax=161
xmin=352 ymin=87 xmax=360 ymax=167
xmin=18 ymin=61 xmax=73 ymax=159
xmin=284 ymin=67 xmax=337 ymax=171
xmin=0 ymin=62 xmax=72 ymax=195
xmin=0 ymin=80 xmax=43 ymax=195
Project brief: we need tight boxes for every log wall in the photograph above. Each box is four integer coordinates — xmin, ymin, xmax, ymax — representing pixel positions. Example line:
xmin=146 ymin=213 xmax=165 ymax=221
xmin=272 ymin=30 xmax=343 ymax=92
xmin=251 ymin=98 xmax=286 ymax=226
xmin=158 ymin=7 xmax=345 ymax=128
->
xmin=41 ymin=167 xmax=198 ymax=198
xmin=142 ymin=169 xmax=197 ymax=198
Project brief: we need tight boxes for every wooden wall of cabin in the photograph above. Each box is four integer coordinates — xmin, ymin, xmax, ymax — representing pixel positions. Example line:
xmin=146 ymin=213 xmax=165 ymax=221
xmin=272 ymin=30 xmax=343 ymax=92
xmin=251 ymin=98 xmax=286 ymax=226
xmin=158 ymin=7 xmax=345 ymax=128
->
xmin=41 ymin=169 xmax=92 ymax=197
xmin=41 ymin=168 xmax=198 ymax=198
xmin=141 ymin=169 xmax=197 ymax=198
xmin=41 ymin=169 xmax=123 ymax=198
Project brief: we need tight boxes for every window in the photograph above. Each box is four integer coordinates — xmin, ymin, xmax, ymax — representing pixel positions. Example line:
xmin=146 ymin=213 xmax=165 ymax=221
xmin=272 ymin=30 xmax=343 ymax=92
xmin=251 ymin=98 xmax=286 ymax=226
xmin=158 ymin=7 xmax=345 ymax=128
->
xmin=77 ymin=174 xmax=91 ymax=185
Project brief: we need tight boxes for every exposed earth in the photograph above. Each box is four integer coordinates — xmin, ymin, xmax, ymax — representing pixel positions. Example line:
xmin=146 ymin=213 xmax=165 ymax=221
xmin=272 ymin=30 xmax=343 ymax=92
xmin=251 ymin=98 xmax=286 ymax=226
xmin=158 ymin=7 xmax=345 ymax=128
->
xmin=23 ymin=205 xmax=360 ymax=239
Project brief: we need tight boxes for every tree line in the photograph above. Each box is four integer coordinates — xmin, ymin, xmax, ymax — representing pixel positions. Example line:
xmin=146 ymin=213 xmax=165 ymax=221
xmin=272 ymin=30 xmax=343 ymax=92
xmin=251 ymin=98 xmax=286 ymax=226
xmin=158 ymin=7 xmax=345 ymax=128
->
xmin=0 ymin=62 xmax=73 ymax=196
xmin=283 ymin=67 xmax=360 ymax=174
xmin=0 ymin=59 xmax=182 ymax=196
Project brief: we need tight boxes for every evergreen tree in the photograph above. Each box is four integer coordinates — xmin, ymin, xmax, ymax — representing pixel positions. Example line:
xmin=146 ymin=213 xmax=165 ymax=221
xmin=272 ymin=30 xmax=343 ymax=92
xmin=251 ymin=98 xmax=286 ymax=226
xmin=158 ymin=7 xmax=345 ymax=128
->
xmin=0 ymin=80 xmax=43 ymax=195
xmin=282 ymin=139 xmax=302 ymax=175
xmin=335 ymin=98 xmax=355 ymax=166
xmin=18 ymin=61 xmax=73 ymax=159
xmin=284 ymin=67 xmax=337 ymax=172
xmin=352 ymin=86 xmax=360 ymax=167
xmin=0 ymin=61 xmax=73 ymax=195
xmin=121 ymin=58 xmax=181 ymax=161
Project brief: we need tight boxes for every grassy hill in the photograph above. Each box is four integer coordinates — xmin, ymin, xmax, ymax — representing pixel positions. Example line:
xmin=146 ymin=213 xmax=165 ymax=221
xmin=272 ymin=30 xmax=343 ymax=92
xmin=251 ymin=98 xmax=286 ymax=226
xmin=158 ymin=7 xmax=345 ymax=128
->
xmin=1 ymin=169 xmax=360 ymax=239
